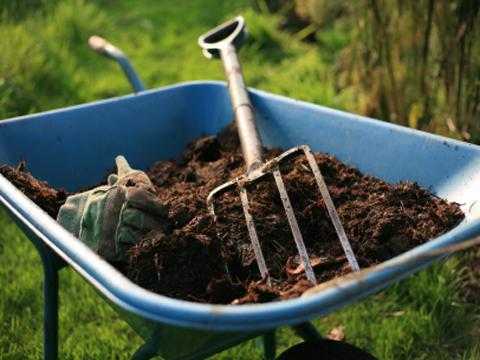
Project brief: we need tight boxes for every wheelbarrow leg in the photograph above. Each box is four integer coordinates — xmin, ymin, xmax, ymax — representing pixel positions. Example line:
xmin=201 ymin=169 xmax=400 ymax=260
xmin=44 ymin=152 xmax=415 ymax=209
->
xmin=132 ymin=342 xmax=157 ymax=360
xmin=43 ymin=253 xmax=59 ymax=360
xmin=131 ymin=326 xmax=161 ymax=360
xmin=30 ymin=239 xmax=66 ymax=360
xmin=263 ymin=331 xmax=276 ymax=360
xmin=292 ymin=322 xmax=322 ymax=342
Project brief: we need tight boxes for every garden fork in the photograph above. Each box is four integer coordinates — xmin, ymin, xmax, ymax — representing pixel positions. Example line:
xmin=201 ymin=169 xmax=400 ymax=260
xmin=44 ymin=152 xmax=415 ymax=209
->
xmin=199 ymin=16 xmax=360 ymax=284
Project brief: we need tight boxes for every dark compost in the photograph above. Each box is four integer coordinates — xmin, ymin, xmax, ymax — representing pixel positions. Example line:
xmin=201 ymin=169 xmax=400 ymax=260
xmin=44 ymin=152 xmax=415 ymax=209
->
xmin=1 ymin=124 xmax=464 ymax=304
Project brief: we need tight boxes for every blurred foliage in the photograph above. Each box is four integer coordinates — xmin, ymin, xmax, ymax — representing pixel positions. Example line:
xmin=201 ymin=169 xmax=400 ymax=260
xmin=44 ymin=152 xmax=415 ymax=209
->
xmin=0 ymin=0 xmax=353 ymax=120
xmin=0 ymin=0 xmax=57 ymax=21
xmin=0 ymin=0 xmax=110 ymax=118
xmin=263 ymin=0 xmax=480 ymax=142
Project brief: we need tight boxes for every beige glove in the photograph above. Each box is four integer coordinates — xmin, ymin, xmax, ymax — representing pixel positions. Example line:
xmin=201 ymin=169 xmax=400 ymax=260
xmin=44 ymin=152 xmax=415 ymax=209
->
xmin=57 ymin=156 xmax=169 ymax=262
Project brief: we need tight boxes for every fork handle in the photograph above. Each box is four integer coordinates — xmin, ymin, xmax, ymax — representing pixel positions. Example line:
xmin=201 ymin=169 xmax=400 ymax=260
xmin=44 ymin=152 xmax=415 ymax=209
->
xmin=220 ymin=45 xmax=264 ymax=172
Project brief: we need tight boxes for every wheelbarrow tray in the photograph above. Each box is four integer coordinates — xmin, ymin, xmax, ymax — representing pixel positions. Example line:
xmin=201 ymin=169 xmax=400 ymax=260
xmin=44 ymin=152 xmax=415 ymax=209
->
xmin=1 ymin=81 xmax=480 ymax=359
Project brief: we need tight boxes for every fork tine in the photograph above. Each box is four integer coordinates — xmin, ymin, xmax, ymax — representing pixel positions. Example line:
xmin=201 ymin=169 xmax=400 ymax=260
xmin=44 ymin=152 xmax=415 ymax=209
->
xmin=272 ymin=166 xmax=317 ymax=284
xmin=301 ymin=145 xmax=360 ymax=272
xmin=239 ymin=185 xmax=271 ymax=283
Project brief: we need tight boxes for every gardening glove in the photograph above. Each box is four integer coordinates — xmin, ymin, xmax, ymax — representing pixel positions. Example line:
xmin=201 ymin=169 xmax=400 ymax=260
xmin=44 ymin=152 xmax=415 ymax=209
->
xmin=57 ymin=156 xmax=168 ymax=262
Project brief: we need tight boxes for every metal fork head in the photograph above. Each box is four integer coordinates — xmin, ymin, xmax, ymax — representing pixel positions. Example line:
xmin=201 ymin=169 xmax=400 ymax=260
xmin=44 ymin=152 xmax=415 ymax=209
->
xmin=208 ymin=144 xmax=361 ymax=285
xmin=208 ymin=145 xmax=322 ymax=285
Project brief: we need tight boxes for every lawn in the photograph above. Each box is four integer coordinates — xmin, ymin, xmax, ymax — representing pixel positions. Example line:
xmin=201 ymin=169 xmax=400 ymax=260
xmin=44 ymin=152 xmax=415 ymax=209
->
xmin=0 ymin=0 xmax=479 ymax=358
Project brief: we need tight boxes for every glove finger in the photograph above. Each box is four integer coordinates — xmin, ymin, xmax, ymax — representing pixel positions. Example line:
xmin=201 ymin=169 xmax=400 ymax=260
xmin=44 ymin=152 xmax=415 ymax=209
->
xmin=142 ymin=212 xmax=170 ymax=232
xmin=117 ymin=172 xmax=153 ymax=188
xmin=125 ymin=187 xmax=169 ymax=218
xmin=116 ymin=224 xmax=143 ymax=245
xmin=115 ymin=155 xmax=134 ymax=178
xmin=114 ymin=207 xmax=145 ymax=262
xmin=119 ymin=206 xmax=144 ymax=230
xmin=115 ymin=225 xmax=143 ymax=262
xmin=120 ymin=207 xmax=169 ymax=233
xmin=107 ymin=173 xmax=118 ymax=186
xmin=99 ymin=187 xmax=126 ymax=261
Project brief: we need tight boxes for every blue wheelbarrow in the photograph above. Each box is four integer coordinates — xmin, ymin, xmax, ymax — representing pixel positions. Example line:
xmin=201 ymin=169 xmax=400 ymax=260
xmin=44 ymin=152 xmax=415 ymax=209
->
xmin=1 ymin=31 xmax=480 ymax=360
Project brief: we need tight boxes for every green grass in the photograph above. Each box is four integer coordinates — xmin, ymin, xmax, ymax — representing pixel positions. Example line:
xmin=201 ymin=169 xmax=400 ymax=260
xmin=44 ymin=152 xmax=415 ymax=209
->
xmin=0 ymin=0 xmax=479 ymax=358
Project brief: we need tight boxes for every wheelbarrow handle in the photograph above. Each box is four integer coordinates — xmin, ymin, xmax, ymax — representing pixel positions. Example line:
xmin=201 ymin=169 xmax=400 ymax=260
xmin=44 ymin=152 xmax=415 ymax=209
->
xmin=198 ymin=16 xmax=264 ymax=172
xmin=88 ymin=35 xmax=146 ymax=93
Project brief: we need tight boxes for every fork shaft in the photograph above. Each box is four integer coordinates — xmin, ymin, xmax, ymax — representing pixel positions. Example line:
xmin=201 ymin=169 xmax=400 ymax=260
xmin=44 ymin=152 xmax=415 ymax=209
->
xmin=220 ymin=45 xmax=264 ymax=172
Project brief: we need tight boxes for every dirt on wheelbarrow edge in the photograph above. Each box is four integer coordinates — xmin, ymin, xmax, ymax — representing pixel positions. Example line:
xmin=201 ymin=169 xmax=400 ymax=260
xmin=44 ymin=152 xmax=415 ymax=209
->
xmin=0 ymin=123 xmax=465 ymax=305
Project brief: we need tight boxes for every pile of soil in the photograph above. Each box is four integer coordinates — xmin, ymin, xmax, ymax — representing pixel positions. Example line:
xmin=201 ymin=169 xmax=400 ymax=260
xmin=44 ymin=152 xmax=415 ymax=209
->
xmin=0 ymin=161 xmax=68 ymax=218
xmin=0 ymin=124 xmax=464 ymax=304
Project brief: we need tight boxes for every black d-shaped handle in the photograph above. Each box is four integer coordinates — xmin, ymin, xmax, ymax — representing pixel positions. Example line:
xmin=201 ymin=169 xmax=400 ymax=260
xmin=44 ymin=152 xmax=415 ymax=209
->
xmin=198 ymin=16 xmax=248 ymax=59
